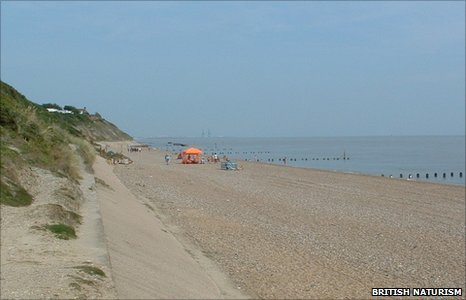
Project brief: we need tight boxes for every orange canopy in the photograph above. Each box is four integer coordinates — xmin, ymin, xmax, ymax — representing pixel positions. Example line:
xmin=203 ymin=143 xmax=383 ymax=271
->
xmin=181 ymin=147 xmax=203 ymax=164
xmin=182 ymin=147 xmax=203 ymax=155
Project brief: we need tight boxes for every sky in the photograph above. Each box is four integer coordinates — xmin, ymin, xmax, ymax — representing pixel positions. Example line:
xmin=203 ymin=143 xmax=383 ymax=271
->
xmin=1 ymin=1 xmax=464 ymax=138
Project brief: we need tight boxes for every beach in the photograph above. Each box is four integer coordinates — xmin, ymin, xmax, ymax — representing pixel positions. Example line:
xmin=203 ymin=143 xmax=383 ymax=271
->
xmin=3 ymin=2 xmax=463 ymax=298
xmin=2 ymin=141 xmax=463 ymax=299
xmin=0 ymin=144 xmax=246 ymax=299
xmin=106 ymin=143 xmax=465 ymax=299
xmin=93 ymin=153 xmax=246 ymax=299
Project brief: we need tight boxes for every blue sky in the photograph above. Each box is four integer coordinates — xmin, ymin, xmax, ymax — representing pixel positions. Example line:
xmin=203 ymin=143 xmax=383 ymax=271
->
xmin=1 ymin=1 xmax=464 ymax=137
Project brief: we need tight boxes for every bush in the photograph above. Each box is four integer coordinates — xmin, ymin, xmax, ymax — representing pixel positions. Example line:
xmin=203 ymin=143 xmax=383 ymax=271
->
xmin=64 ymin=105 xmax=80 ymax=114
xmin=0 ymin=100 xmax=18 ymax=131
xmin=42 ymin=103 xmax=62 ymax=110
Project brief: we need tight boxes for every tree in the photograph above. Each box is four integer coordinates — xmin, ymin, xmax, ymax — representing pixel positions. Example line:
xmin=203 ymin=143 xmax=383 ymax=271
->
xmin=63 ymin=105 xmax=79 ymax=113
xmin=42 ymin=103 xmax=62 ymax=110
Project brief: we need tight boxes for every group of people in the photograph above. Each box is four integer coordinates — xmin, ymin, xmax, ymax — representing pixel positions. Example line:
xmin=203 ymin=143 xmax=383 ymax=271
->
xmin=164 ymin=153 xmax=230 ymax=165
xmin=127 ymin=144 xmax=151 ymax=152
xmin=108 ymin=157 xmax=133 ymax=165
xmin=207 ymin=154 xmax=220 ymax=163
xmin=129 ymin=147 xmax=142 ymax=153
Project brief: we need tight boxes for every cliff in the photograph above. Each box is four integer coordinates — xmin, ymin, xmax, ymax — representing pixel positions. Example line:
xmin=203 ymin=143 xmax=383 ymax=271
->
xmin=0 ymin=80 xmax=131 ymax=205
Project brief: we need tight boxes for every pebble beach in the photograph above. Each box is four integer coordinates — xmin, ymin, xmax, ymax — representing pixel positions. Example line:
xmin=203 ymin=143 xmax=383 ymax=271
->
xmin=109 ymin=144 xmax=465 ymax=299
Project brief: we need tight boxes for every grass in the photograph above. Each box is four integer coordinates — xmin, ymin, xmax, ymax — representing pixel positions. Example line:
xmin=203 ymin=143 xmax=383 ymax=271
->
xmin=68 ymin=266 xmax=107 ymax=299
xmin=1 ymin=88 xmax=82 ymax=181
xmin=45 ymin=223 xmax=77 ymax=240
xmin=42 ymin=203 xmax=83 ymax=226
xmin=73 ymin=265 xmax=106 ymax=277
xmin=71 ymin=136 xmax=96 ymax=173
xmin=1 ymin=81 xmax=131 ymax=207
xmin=67 ymin=210 xmax=83 ymax=225
xmin=0 ymin=180 xmax=33 ymax=207
xmin=68 ymin=275 xmax=96 ymax=286
xmin=95 ymin=177 xmax=113 ymax=190
xmin=144 ymin=202 xmax=155 ymax=212
xmin=68 ymin=282 xmax=82 ymax=291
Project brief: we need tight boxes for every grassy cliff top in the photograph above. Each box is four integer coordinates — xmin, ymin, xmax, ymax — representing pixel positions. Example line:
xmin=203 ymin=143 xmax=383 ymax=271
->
xmin=0 ymin=81 xmax=132 ymax=206
xmin=1 ymin=81 xmax=132 ymax=142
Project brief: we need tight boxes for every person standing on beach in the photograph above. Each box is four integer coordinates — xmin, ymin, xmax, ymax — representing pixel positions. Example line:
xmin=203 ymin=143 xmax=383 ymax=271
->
xmin=165 ymin=154 xmax=171 ymax=165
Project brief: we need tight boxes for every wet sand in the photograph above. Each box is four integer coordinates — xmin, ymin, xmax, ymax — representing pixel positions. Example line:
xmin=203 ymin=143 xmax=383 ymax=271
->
xmin=108 ymin=144 xmax=465 ymax=299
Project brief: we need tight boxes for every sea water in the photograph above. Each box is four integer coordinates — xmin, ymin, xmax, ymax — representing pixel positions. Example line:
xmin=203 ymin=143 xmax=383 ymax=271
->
xmin=139 ymin=136 xmax=466 ymax=186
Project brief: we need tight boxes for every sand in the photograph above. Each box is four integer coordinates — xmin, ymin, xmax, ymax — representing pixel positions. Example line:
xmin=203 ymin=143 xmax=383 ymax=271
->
xmin=1 ymin=144 xmax=246 ymax=299
xmin=2 ymin=141 xmax=464 ymax=299
xmin=106 ymin=143 xmax=465 ymax=299
xmin=1 ymin=154 xmax=116 ymax=299
xmin=93 ymin=155 xmax=246 ymax=299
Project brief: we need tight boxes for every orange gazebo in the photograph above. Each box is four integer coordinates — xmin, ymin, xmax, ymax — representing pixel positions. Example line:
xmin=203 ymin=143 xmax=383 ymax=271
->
xmin=181 ymin=147 xmax=203 ymax=164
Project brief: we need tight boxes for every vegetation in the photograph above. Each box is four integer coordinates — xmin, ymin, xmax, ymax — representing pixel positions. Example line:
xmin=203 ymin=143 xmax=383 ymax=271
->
xmin=46 ymin=223 xmax=77 ymax=240
xmin=0 ymin=81 xmax=131 ymax=206
xmin=68 ymin=275 xmax=95 ymax=287
xmin=73 ymin=265 xmax=106 ymax=277
xmin=95 ymin=177 xmax=112 ymax=190
xmin=63 ymin=105 xmax=80 ymax=114
xmin=71 ymin=136 xmax=96 ymax=173
xmin=1 ymin=82 xmax=82 ymax=184
xmin=0 ymin=180 xmax=33 ymax=206
xmin=42 ymin=103 xmax=62 ymax=110
xmin=99 ymin=149 xmax=127 ymax=161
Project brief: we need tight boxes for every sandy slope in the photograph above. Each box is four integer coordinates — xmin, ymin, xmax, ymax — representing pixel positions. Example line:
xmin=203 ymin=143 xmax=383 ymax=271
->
xmin=1 ymin=158 xmax=116 ymax=299
xmin=94 ymin=155 xmax=247 ymax=299
xmin=106 ymin=144 xmax=465 ymax=299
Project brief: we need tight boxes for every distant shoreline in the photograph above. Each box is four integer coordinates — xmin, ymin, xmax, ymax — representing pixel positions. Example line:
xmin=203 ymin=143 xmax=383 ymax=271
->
xmin=136 ymin=134 xmax=466 ymax=139
xmin=137 ymin=135 xmax=466 ymax=187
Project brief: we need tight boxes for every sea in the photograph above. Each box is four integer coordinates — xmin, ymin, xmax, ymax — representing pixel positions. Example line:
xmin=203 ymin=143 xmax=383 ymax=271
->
xmin=138 ymin=136 xmax=466 ymax=186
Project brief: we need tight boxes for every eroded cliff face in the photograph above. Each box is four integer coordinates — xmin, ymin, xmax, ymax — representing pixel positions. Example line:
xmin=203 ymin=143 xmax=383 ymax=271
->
xmin=73 ymin=116 xmax=132 ymax=142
